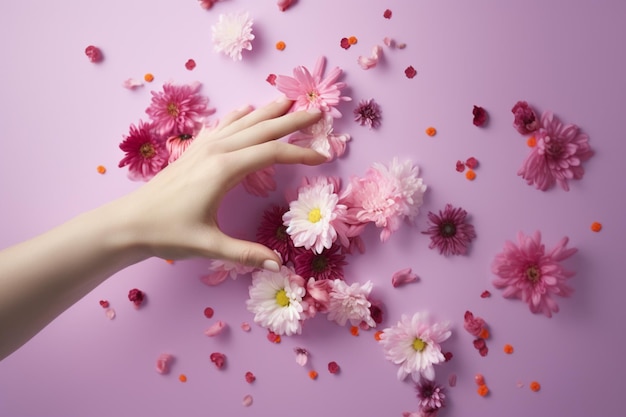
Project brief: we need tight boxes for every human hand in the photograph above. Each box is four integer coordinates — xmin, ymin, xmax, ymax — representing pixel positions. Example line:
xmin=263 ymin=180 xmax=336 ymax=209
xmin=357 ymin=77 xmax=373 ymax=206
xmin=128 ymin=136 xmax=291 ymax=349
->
xmin=112 ymin=97 xmax=325 ymax=270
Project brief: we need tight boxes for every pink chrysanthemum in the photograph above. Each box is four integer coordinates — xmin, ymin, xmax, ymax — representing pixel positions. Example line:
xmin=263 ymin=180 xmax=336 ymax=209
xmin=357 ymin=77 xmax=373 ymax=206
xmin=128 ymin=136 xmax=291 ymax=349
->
xmin=326 ymin=279 xmax=376 ymax=327
xmin=289 ymin=113 xmax=350 ymax=160
xmin=256 ymin=204 xmax=294 ymax=263
xmin=511 ymin=100 xmax=539 ymax=135
xmin=342 ymin=158 xmax=427 ymax=242
xmin=379 ymin=312 xmax=451 ymax=382
xmin=422 ymin=204 xmax=476 ymax=256
xmin=354 ymin=98 xmax=382 ymax=129
xmin=211 ymin=11 xmax=255 ymax=61
xmin=491 ymin=231 xmax=577 ymax=317
xmin=275 ymin=56 xmax=351 ymax=118
xmin=416 ymin=379 xmax=446 ymax=417
xmin=165 ymin=133 xmax=195 ymax=163
xmin=517 ymin=111 xmax=594 ymax=191
xmin=242 ymin=166 xmax=276 ymax=197
xmin=118 ymin=120 xmax=168 ymax=181
xmin=145 ymin=82 xmax=213 ymax=137
xmin=293 ymin=244 xmax=346 ymax=281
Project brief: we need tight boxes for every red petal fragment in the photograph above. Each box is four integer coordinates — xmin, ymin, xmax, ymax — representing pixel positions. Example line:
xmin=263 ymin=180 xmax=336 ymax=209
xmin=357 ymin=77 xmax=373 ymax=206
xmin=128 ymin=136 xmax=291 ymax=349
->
xmin=210 ymin=352 xmax=226 ymax=369
xmin=156 ymin=353 xmax=174 ymax=374
xmin=340 ymin=38 xmax=351 ymax=50
xmin=99 ymin=300 xmax=109 ymax=308
xmin=480 ymin=290 xmax=491 ymax=298
xmin=443 ymin=351 xmax=453 ymax=362
xmin=267 ymin=330 xmax=280 ymax=343
xmin=448 ymin=373 xmax=457 ymax=387
xmin=405 ymin=66 xmax=417 ymax=79
xmin=128 ymin=288 xmax=145 ymax=308
xmin=85 ymin=45 xmax=103 ymax=63
xmin=455 ymin=160 xmax=466 ymax=172
xmin=328 ymin=361 xmax=340 ymax=374
xmin=185 ymin=59 xmax=196 ymax=70
xmin=465 ymin=157 xmax=479 ymax=169
xmin=204 ymin=320 xmax=227 ymax=337
xmin=473 ymin=105 xmax=488 ymax=127
xmin=479 ymin=346 xmax=489 ymax=357
xmin=473 ymin=338 xmax=486 ymax=350
xmin=204 ymin=307 xmax=214 ymax=318
xmin=266 ymin=73 xmax=277 ymax=86
xmin=383 ymin=9 xmax=392 ymax=19
xmin=245 ymin=371 xmax=256 ymax=383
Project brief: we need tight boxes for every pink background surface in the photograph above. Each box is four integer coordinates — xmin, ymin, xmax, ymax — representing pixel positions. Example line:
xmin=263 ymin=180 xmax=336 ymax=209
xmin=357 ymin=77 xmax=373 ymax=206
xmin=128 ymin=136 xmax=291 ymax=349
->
xmin=1 ymin=1 xmax=624 ymax=416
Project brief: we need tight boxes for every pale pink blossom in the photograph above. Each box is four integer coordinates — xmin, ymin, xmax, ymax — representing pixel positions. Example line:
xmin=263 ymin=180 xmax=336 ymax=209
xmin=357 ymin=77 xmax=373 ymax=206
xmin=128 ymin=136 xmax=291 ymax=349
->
xmin=204 ymin=320 xmax=227 ymax=337
xmin=392 ymin=268 xmax=419 ymax=288
xmin=122 ymin=78 xmax=143 ymax=89
xmin=200 ymin=260 xmax=255 ymax=286
xmin=289 ymin=113 xmax=350 ymax=160
xmin=357 ymin=45 xmax=382 ymax=70
xmin=326 ymin=279 xmax=375 ymax=327
xmin=156 ymin=353 xmax=174 ymax=374
xmin=212 ymin=11 xmax=255 ymax=61
xmin=275 ymin=56 xmax=351 ymax=118
xmin=242 ymin=166 xmax=276 ymax=197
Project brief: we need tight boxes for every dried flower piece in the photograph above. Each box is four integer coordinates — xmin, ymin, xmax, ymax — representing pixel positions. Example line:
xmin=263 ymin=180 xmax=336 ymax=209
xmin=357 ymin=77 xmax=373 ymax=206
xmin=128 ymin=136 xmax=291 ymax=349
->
xmin=358 ymin=45 xmax=382 ymax=70
xmin=210 ymin=352 xmax=226 ymax=369
xmin=144 ymin=73 xmax=154 ymax=82
xmin=354 ymin=98 xmax=382 ymax=129
xmin=512 ymin=101 xmax=539 ymax=135
xmin=294 ymin=348 xmax=309 ymax=366
xmin=156 ymin=353 xmax=174 ymax=374
xmin=128 ymin=288 xmax=145 ymax=308
xmin=480 ymin=290 xmax=491 ymax=298
xmin=96 ymin=165 xmax=106 ymax=174
xmin=425 ymin=127 xmax=437 ymax=136
xmin=405 ymin=66 xmax=417 ymax=79
xmin=204 ymin=320 xmax=227 ymax=336
xmin=503 ymin=344 xmax=514 ymax=354
xmin=465 ymin=169 xmax=476 ymax=181
xmin=391 ymin=267 xmax=419 ymax=288
xmin=473 ymin=105 xmax=488 ymax=127
xmin=185 ymin=59 xmax=196 ymax=70
xmin=591 ymin=222 xmax=602 ymax=232
xmin=204 ymin=307 xmax=214 ymax=318
xmin=463 ymin=311 xmax=486 ymax=337
xmin=328 ymin=361 xmax=340 ymax=374
xmin=178 ymin=374 xmax=187 ymax=382
xmin=465 ymin=157 xmax=478 ymax=169
xmin=350 ymin=326 xmax=359 ymax=336
xmin=455 ymin=161 xmax=465 ymax=172
xmin=275 ymin=41 xmax=286 ymax=51
xmin=243 ymin=394 xmax=253 ymax=407
xmin=340 ymin=38 xmax=351 ymax=49
xmin=308 ymin=370 xmax=318 ymax=380
xmin=477 ymin=384 xmax=489 ymax=396
xmin=99 ymin=300 xmax=109 ymax=308
xmin=245 ymin=371 xmax=256 ymax=383
xmin=383 ymin=9 xmax=392 ymax=19
xmin=266 ymin=73 xmax=277 ymax=86
xmin=85 ymin=45 xmax=103 ymax=63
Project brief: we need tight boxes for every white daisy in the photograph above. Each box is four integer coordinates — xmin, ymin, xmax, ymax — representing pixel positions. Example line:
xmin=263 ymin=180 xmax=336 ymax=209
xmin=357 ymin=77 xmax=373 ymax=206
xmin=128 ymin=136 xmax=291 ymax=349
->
xmin=283 ymin=182 xmax=346 ymax=254
xmin=379 ymin=312 xmax=451 ymax=382
xmin=211 ymin=11 xmax=255 ymax=61
xmin=246 ymin=267 xmax=305 ymax=336
xmin=327 ymin=279 xmax=376 ymax=327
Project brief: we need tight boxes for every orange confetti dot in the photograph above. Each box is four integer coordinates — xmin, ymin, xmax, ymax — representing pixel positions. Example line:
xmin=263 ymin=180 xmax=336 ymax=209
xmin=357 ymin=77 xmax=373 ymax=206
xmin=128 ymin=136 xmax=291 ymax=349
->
xmin=144 ymin=73 xmax=154 ymax=82
xmin=477 ymin=384 xmax=489 ymax=397
xmin=503 ymin=344 xmax=514 ymax=354
xmin=479 ymin=328 xmax=490 ymax=339
xmin=350 ymin=326 xmax=359 ymax=336
xmin=530 ymin=381 xmax=541 ymax=392
xmin=425 ymin=127 xmax=437 ymax=136
xmin=178 ymin=374 xmax=187 ymax=383
xmin=308 ymin=370 xmax=318 ymax=380
xmin=165 ymin=259 xmax=175 ymax=264
xmin=275 ymin=41 xmax=286 ymax=51
xmin=96 ymin=165 xmax=106 ymax=174
xmin=527 ymin=136 xmax=537 ymax=147
xmin=465 ymin=169 xmax=476 ymax=181
xmin=273 ymin=335 xmax=281 ymax=344
xmin=348 ymin=36 xmax=358 ymax=45
xmin=590 ymin=222 xmax=602 ymax=232
xmin=374 ymin=330 xmax=383 ymax=341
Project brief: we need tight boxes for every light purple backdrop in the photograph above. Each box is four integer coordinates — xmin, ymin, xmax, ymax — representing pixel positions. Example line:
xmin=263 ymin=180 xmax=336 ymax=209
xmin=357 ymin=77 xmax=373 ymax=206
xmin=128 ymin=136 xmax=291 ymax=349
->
xmin=1 ymin=1 xmax=623 ymax=416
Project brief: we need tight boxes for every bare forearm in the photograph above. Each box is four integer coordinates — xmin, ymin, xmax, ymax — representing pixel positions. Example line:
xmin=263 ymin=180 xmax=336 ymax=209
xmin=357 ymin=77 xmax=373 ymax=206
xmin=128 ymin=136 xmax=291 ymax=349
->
xmin=0 ymin=201 xmax=150 ymax=360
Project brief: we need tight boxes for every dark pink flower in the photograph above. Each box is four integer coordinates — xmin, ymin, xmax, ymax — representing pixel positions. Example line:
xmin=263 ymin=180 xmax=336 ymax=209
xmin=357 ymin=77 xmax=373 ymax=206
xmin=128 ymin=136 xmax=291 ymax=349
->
xmin=472 ymin=105 xmax=488 ymax=127
xmin=210 ymin=352 xmax=226 ymax=369
xmin=422 ymin=204 xmax=476 ymax=256
xmin=256 ymin=204 xmax=294 ymax=263
xmin=118 ymin=120 xmax=168 ymax=181
xmin=463 ymin=311 xmax=486 ymax=337
xmin=145 ymin=82 xmax=214 ymax=137
xmin=511 ymin=101 xmax=539 ymax=135
xmin=415 ymin=379 xmax=446 ymax=416
xmin=293 ymin=244 xmax=347 ymax=281
xmin=128 ymin=288 xmax=145 ymax=308
xmin=354 ymin=98 xmax=382 ymax=129
xmin=328 ymin=361 xmax=340 ymax=374
xmin=492 ymin=231 xmax=577 ymax=317
xmin=517 ymin=111 xmax=594 ymax=191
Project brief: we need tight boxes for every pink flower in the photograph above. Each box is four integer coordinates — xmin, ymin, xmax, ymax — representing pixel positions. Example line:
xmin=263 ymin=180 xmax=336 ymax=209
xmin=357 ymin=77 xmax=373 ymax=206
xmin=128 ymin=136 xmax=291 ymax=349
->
xmin=165 ymin=133 xmax=195 ymax=163
xmin=491 ymin=231 xmax=577 ymax=317
xmin=416 ymin=379 xmax=446 ymax=416
xmin=463 ymin=311 xmax=486 ymax=337
xmin=392 ymin=267 xmax=419 ymax=288
xmin=288 ymin=113 xmax=350 ymax=160
xmin=354 ymin=98 xmax=382 ymax=129
xmin=275 ymin=56 xmax=351 ymax=118
xmin=242 ymin=166 xmax=276 ymax=197
xmin=145 ymin=82 xmax=213 ymax=137
xmin=293 ymin=244 xmax=346 ymax=281
xmin=302 ymin=277 xmax=333 ymax=317
xmin=517 ymin=111 xmax=594 ymax=191
xmin=422 ymin=204 xmax=476 ymax=256
xmin=256 ymin=204 xmax=294 ymax=263
xmin=357 ymin=45 xmax=382 ymax=70
xmin=511 ymin=101 xmax=539 ymax=135
xmin=211 ymin=11 xmax=255 ymax=61
xmin=118 ymin=120 xmax=168 ymax=181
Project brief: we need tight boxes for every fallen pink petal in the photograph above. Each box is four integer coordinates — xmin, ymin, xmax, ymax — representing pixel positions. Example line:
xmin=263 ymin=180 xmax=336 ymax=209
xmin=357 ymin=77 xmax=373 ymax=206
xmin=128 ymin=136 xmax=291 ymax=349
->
xmin=210 ymin=352 xmax=226 ymax=369
xmin=156 ymin=353 xmax=174 ymax=374
xmin=294 ymin=347 xmax=309 ymax=366
xmin=242 ymin=394 xmax=253 ymax=407
xmin=122 ymin=78 xmax=143 ymax=90
xmin=105 ymin=308 xmax=116 ymax=320
xmin=391 ymin=267 xmax=419 ymax=288
xmin=357 ymin=45 xmax=382 ymax=70
xmin=241 ymin=322 xmax=251 ymax=332
xmin=204 ymin=320 xmax=227 ymax=336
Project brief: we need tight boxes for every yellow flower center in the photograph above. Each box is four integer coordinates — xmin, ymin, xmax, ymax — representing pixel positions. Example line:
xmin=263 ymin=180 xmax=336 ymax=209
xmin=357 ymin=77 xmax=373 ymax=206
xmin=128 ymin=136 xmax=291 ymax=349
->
xmin=308 ymin=208 xmax=322 ymax=223
xmin=275 ymin=289 xmax=290 ymax=307
xmin=412 ymin=337 xmax=427 ymax=352
xmin=307 ymin=90 xmax=319 ymax=102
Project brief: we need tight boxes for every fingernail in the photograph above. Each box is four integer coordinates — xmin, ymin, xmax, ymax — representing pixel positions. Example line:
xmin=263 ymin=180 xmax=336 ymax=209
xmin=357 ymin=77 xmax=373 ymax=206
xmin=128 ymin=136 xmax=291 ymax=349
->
xmin=262 ymin=259 xmax=281 ymax=272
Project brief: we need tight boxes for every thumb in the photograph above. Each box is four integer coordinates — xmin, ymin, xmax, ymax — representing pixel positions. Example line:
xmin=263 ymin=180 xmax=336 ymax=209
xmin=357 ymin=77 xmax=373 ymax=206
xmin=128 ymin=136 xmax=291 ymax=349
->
xmin=211 ymin=234 xmax=282 ymax=272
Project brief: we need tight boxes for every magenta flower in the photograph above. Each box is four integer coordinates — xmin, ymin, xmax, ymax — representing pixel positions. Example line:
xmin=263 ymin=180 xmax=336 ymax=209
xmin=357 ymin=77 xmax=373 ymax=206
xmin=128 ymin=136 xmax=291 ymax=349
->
xmin=118 ymin=120 xmax=168 ymax=181
xmin=422 ymin=204 xmax=476 ymax=256
xmin=517 ymin=111 xmax=594 ymax=191
xmin=256 ymin=205 xmax=294 ymax=263
xmin=293 ymin=244 xmax=347 ymax=281
xmin=145 ymin=82 xmax=214 ymax=137
xmin=354 ymin=98 xmax=382 ymax=129
xmin=415 ymin=379 xmax=446 ymax=416
xmin=275 ymin=56 xmax=351 ymax=118
xmin=511 ymin=101 xmax=539 ymax=135
xmin=165 ymin=133 xmax=195 ymax=163
xmin=491 ymin=231 xmax=577 ymax=317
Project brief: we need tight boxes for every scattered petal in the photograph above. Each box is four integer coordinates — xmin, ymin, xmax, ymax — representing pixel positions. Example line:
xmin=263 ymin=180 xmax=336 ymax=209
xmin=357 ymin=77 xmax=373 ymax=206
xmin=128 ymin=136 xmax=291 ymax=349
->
xmin=405 ymin=66 xmax=417 ymax=79
xmin=479 ymin=346 xmax=489 ymax=356
xmin=474 ymin=373 xmax=485 ymax=386
xmin=473 ymin=105 xmax=488 ymax=127
xmin=383 ymin=37 xmax=394 ymax=47
xmin=480 ymin=290 xmax=491 ymax=298
xmin=245 ymin=371 xmax=256 ymax=383
xmin=512 ymin=101 xmax=539 ymax=135
xmin=165 ymin=259 xmax=175 ymax=264
xmin=242 ymin=394 xmax=253 ymax=407
xmin=241 ymin=322 xmax=251 ymax=332
xmin=350 ymin=326 xmax=359 ymax=336
xmin=391 ymin=267 xmax=419 ymax=288
xmin=530 ymin=381 xmax=541 ymax=392
xmin=185 ymin=59 xmax=196 ymax=70
xmin=591 ymin=222 xmax=602 ymax=232
xmin=96 ymin=165 xmax=106 ymax=174
xmin=425 ymin=127 xmax=437 ymax=137
xmin=204 ymin=307 xmax=214 ymax=318
xmin=156 ymin=353 xmax=174 ymax=374
xmin=357 ymin=45 xmax=382 ymax=70
xmin=328 ymin=361 xmax=340 ymax=374
xmin=122 ymin=78 xmax=144 ymax=89
xmin=85 ymin=45 xmax=103 ymax=63
xmin=455 ymin=160 xmax=466 ymax=172
xmin=465 ymin=157 xmax=479 ymax=169
xmin=105 ymin=308 xmax=116 ymax=320
xmin=266 ymin=73 xmax=277 ymax=86
xmin=516 ymin=381 xmax=525 ymax=388
xmin=397 ymin=43 xmax=407 ymax=49
xmin=294 ymin=347 xmax=309 ymax=366
xmin=383 ymin=9 xmax=392 ymax=19
xmin=277 ymin=0 xmax=295 ymax=12
xmin=128 ymin=288 xmax=145 ymax=308
xmin=198 ymin=0 xmax=220 ymax=9
xmin=479 ymin=328 xmax=490 ymax=339
xmin=443 ymin=351 xmax=453 ymax=362
xmin=503 ymin=344 xmax=514 ymax=354
xmin=99 ymin=300 xmax=109 ymax=308
xmin=374 ymin=330 xmax=383 ymax=341
xmin=473 ymin=338 xmax=486 ymax=350
xmin=308 ymin=370 xmax=318 ymax=380
xmin=340 ymin=37 xmax=351 ymax=49
xmin=348 ymin=36 xmax=358 ymax=45
xmin=210 ymin=352 xmax=226 ymax=369
xmin=267 ymin=331 xmax=281 ymax=343
xmin=204 ymin=320 xmax=227 ymax=337
xmin=448 ymin=373 xmax=457 ymax=387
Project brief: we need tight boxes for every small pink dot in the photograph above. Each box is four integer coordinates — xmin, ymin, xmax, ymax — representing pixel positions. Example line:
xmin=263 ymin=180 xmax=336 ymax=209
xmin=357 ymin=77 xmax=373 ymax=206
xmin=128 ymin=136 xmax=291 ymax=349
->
xmin=204 ymin=307 xmax=214 ymax=318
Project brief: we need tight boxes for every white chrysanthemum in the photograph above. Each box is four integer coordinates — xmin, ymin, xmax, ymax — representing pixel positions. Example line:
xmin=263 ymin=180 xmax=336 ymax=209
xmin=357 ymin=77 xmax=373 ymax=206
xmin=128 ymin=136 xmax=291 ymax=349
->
xmin=379 ymin=312 xmax=451 ymax=382
xmin=283 ymin=183 xmax=346 ymax=254
xmin=211 ymin=11 xmax=255 ymax=61
xmin=327 ymin=279 xmax=375 ymax=327
xmin=246 ymin=267 xmax=305 ymax=336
